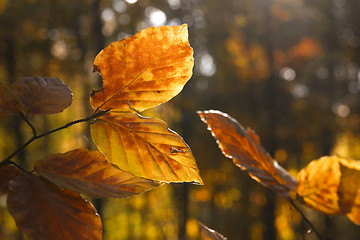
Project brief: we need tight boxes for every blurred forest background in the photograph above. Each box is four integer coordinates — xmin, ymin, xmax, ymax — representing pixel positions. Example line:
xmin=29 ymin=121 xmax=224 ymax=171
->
xmin=1 ymin=0 xmax=360 ymax=239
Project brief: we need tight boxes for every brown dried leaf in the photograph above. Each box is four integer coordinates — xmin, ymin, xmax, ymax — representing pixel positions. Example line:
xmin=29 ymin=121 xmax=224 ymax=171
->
xmin=91 ymin=112 xmax=203 ymax=184
xmin=199 ymin=222 xmax=227 ymax=240
xmin=90 ymin=24 xmax=194 ymax=112
xmin=198 ymin=110 xmax=298 ymax=197
xmin=0 ymin=164 xmax=22 ymax=194
xmin=7 ymin=172 xmax=102 ymax=240
xmin=11 ymin=76 xmax=73 ymax=114
xmin=0 ymin=83 xmax=21 ymax=117
xmin=35 ymin=148 xmax=159 ymax=198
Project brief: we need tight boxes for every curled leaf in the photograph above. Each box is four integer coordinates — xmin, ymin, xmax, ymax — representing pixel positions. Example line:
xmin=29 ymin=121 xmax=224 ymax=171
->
xmin=7 ymin=172 xmax=102 ymax=240
xmin=0 ymin=164 xmax=22 ymax=194
xmin=91 ymin=24 xmax=194 ymax=112
xmin=11 ymin=76 xmax=73 ymax=114
xmin=35 ymin=148 xmax=159 ymax=198
xmin=91 ymin=112 xmax=203 ymax=184
xmin=0 ymin=83 xmax=21 ymax=117
xmin=297 ymin=156 xmax=360 ymax=225
xmin=198 ymin=110 xmax=298 ymax=197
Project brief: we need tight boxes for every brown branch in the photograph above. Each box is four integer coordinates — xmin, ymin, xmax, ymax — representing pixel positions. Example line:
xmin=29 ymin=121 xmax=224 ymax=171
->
xmin=0 ymin=109 xmax=109 ymax=167
xmin=289 ymin=197 xmax=328 ymax=240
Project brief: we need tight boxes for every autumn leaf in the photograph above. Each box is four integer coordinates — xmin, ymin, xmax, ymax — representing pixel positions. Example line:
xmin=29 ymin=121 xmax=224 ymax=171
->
xmin=297 ymin=156 xmax=342 ymax=214
xmin=0 ymin=164 xmax=22 ymax=194
xmin=7 ymin=172 xmax=102 ymax=240
xmin=198 ymin=110 xmax=298 ymax=197
xmin=90 ymin=24 xmax=193 ymax=112
xmin=91 ymin=111 xmax=203 ymax=184
xmin=11 ymin=76 xmax=73 ymax=114
xmin=0 ymin=83 xmax=21 ymax=117
xmin=35 ymin=148 xmax=159 ymax=198
xmin=297 ymin=156 xmax=360 ymax=225
xmin=199 ymin=222 xmax=227 ymax=240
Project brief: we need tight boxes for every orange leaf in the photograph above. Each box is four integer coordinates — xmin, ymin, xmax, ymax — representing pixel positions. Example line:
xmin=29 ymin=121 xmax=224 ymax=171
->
xmin=297 ymin=156 xmax=342 ymax=215
xmin=0 ymin=83 xmax=21 ymax=117
xmin=11 ymin=76 xmax=73 ymax=114
xmin=198 ymin=110 xmax=298 ymax=197
xmin=199 ymin=222 xmax=227 ymax=240
xmin=35 ymin=148 xmax=159 ymax=198
xmin=91 ymin=112 xmax=203 ymax=184
xmin=297 ymin=156 xmax=360 ymax=225
xmin=90 ymin=24 xmax=194 ymax=112
xmin=7 ymin=172 xmax=102 ymax=240
xmin=0 ymin=164 xmax=22 ymax=194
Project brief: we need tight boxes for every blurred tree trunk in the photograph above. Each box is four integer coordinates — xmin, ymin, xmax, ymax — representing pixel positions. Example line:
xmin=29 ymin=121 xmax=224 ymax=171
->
xmin=262 ymin=0 xmax=277 ymax=239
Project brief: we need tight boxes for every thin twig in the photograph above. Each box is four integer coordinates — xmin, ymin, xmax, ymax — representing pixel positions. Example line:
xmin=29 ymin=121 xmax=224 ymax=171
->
xmin=289 ymin=197 xmax=327 ymax=240
xmin=19 ymin=112 xmax=37 ymax=137
xmin=0 ymin=109 xmax=109 ymax=166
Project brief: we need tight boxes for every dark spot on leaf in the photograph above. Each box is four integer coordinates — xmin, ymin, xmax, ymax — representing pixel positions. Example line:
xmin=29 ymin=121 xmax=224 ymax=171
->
xmin=169 ymin=147 xmax=189 ymax=154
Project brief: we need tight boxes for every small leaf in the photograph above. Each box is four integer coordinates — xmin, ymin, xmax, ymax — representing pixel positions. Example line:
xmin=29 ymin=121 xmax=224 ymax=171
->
xmin=11 ymin=76 xmax=73 ymax=114
xmin=90 ymin=24 xmax=194 ymax=112
xmin=198 ymin=110 xmax=298 ymax=197
xmin=0 ymin=164 xmax=22 ymax=194
xmin=199 ymin=222 xmax=227 ymax=240
xmin=35 ymin=148 xmax=159 ymax=198
xmin=7 ymin=172 xmax=102 ymax=240
xmin=91 ymin=112 xmax=203 ymax=184
xmin=297 ymin=156 xmax=342 ymax=215
xmin=0 ymin=83 xmax=21 ymax=117
xmin=297 ymin=156 xmax=360 ymax=225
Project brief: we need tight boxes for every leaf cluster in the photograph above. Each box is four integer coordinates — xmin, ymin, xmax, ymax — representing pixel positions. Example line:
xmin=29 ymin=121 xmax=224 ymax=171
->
xmin=198 ymin=110 xmax=360 ymax=239
xmin=0 ymin=25 xmax=202 ymax=239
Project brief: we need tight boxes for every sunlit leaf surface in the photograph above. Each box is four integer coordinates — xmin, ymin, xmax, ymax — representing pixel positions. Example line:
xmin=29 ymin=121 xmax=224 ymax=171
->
xmin=297 ymin=156 xmax=360 ymax=225
xmin=91 ymin=112 xmax=203 ymax=184
xmin=199 ymin=222 xmax=228 ymax=240
xmin=7 ymin=172 xmax=102 ymax=240
xmin=0 ymin=83 xmax=20 ymax=117
xmin=90 ymin=24 xmax=193 ymax=112
xmin=11 ymin=76 xmax=73 ymax=114
xmin=0 ymin=164 xmax=22 ymax=194
xmin=198 ymin=110 xmax=298 ymax=197
xmin=35 ymin=148 xmax=159 ymax=198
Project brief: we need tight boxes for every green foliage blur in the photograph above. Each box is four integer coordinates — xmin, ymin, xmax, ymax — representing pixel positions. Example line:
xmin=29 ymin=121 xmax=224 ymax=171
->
xmin=1 ymin=0 xmax=360 ymax=239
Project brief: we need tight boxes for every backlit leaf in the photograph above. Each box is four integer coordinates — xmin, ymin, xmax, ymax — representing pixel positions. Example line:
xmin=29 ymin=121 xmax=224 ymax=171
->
xmin=35 ymin=148 xmax=159 ymax=198
xmin=90 ymin=24 xmax=194 ymax=112
xmin=199 ymin=222 xmax=228 ymax=240
xmin=0 ymin=83 xmax=21 ymax=117
xmin=91 ymin=112 xmax=203 ymax=184
xmin=11 ymin=76 xmax=73 ymax=114
xmin=198 ymin=110 xmax=298 ymax=197
xmin=7 ymin=172 xmax=102 ymax=240
xmin=297 ymin=156 xmax=342 ymax=215
xmin=297 ymin=156 xmax=360 ymax=225
xmin=0 ymin=164 xmax=22 ymax=194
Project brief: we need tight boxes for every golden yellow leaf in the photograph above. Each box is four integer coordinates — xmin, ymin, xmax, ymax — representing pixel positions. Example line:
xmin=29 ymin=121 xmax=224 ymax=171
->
xmin=90 ymin=24 xmax=194 ymax=112
xmin=35 ymin=148 xmax=159 ymax=198
xmin=7 ymin=172 xmax=102 ymax=240
xmin=0 ymin=164 xmax=22 ymax=194
xmin=198 ymin=110 xmax=298 ymax=197
xmin=0 ymin=82 xmax=21 ymax=117
xmin=91 ymin=112 xmax=203 ymax=184
xmin=11 ymin=76 xmax=73 ymax=114
xmin=297 ymin=156 xmax=343 ymax=215
xmin=297 ymin=156 xmax=360 ymax=226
